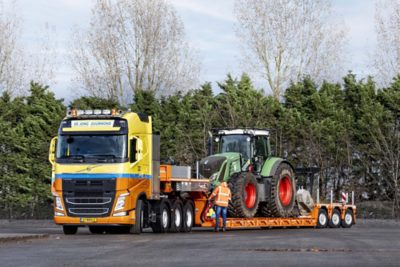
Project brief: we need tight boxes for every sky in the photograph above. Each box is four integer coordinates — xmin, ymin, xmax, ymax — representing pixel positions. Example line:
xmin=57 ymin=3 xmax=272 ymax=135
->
xmin=9 ymin=0 xmax=377 ymax=103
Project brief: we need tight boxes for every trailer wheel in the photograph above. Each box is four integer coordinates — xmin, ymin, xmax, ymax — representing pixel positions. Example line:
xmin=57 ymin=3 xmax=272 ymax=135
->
xmin=169 ymin=200 xmax=183 ymax=233
xmin=130 ymin=199 xmax=145 ymax=234
xmin=329 ymin=209 xmax=341 ymax=228
xmin=341 ymin=209 xmax=354 ymax=228
xmin=316 ymin=209 xmax=328 ymax=228
xmin=182 ymin=200 xmax=194 ymax=232
xmin=266 ymin=163 xmax=296 ymax=217
xmin=228 ymin=172 xmax=259 ymax=218
xmin=63 ymin=225 xmax=78 ymax=235
xmin=151 ymin=200 xmax=170 ymax=233
xmin=89 ymin=226 xmax=106 ymax=234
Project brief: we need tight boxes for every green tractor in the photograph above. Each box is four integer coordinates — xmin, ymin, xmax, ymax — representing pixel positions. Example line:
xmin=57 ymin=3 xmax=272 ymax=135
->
xmin=199 ymin=128 xmax=296 ymax=218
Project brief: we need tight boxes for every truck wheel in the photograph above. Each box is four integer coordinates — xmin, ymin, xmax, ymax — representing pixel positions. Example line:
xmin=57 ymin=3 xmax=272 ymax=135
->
xmin=228 ymin=172 xmax=259 ymax=218
xmin=169 ymin=200 xmax=183 ymax=233
xmin=89 ymin=226 xmax=106 ymax=234
xmin=63 ymin=225 xmax=78 ymax=235
xmin=316 ymin=209 xmax=328 ymax=228
xmin=130 ymin=199 xmax=144 ymax=234
xmin=267 ymin=163 xmax=296 ymax=217
xmin=341 ymin=209 xmax=353 ymax=228
xmin=329 ymin=209 xmax=341 ymax=228
xmin=151 ymin=200 xmax=170 ymax=233
xmin=182 ymin=200 xmax=194 ymax=232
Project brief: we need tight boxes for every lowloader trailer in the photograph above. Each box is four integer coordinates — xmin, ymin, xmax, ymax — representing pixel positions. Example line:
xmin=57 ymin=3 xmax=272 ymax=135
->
xmin=49 ymin=109 xmax=356 ymax=234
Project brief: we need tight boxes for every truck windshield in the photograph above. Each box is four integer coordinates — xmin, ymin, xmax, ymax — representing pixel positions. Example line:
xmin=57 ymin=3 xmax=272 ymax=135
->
xmin=220 ymin=135 xmax=251 ymax=162
xmin=56 ymin=135 xmax=127 ymax=163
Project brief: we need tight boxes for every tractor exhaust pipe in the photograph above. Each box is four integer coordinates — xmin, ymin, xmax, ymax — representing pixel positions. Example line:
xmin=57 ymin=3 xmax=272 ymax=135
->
xmin=196 ymin=161 xmax=199 ymax=179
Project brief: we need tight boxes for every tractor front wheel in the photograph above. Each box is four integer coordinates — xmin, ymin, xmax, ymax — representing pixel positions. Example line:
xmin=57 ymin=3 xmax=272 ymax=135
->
xmin=228 ymin=172 xmax=259 ymax=218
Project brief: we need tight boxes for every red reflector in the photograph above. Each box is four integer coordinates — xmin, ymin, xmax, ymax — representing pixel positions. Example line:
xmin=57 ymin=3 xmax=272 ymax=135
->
xmin=248 ymin=164 xmax=254 ymax=172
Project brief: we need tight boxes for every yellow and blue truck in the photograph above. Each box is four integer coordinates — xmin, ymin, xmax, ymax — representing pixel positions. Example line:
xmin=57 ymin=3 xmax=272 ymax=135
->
xmin=49 ymin=109 xmax=356 ymax=234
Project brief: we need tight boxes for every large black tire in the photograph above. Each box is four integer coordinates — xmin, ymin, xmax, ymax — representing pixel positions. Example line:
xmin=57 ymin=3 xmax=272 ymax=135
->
xmin=150 ymin=199 xmax=170 ymax=233
xmin=329 ymin=209 xmax=341 ymax=228
xmin=182 ymin=199 xmax=194 ymax=232
xmin=341 ymin=209 xmax=354 ymax=228
xmin=264 ymin=163 xmax=296 ymax=217
xmin=63 ymin=225 xmax=78 ymax=235
xmin=228 ymin=172 xmax=259 ymax=218
xmin=169 ymin=199 xmax=183 ymax=233
xmin=130 ymin=199 xmax=144 ymax=234
xmin=316 ymin=209 xmax=329 ymax=228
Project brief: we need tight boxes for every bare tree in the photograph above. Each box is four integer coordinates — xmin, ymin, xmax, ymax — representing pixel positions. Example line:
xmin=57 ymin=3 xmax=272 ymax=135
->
xmin=0 ymin=1 xmax=55 ymax=96
xmin=234 ymin=0 xmax=347 ymax=100
xmin=374 ymin=0 xmax=400 ymax=86
xmin=71 ymin=0 xmax=200 ymax=101
xmin=0 ymin=1 xmax=25 ymax=95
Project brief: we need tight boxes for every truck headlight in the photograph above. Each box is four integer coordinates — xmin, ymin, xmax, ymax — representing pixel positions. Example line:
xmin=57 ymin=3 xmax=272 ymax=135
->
xmin=115 ymin=193 xmax=129 ymax=211
xmin=55 ymin=196 xmax=64 ymax=211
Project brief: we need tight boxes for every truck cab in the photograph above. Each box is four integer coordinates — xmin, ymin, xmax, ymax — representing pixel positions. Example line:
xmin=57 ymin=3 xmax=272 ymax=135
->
xmin=49 ymin=109 xmax=160 ymax=234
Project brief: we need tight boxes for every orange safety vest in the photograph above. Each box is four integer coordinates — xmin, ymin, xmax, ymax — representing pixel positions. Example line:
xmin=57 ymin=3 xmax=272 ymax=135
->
xmin=211 ymin=185 xmax=231 ymax=207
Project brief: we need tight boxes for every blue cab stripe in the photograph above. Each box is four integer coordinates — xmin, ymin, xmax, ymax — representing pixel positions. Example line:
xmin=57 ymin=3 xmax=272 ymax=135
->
xmin=55 ymin=173 xmax=152 ymax=179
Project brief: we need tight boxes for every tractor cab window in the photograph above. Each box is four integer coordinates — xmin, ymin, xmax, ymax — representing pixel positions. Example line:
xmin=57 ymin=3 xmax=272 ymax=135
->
xmin=220 ymin=135 xmax=251 ymax=162
xmin=253 ymin=136 xmax=269 ymax=173
xmin=254 ymin=136 xmax=269 ymax=158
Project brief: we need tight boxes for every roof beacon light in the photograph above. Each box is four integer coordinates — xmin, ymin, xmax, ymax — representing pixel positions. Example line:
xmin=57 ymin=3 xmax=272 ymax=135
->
xmin=93 ymin=109 xmax=102 ymax=115
xmin=111 ymin=109 xmax=117 ymax=116
xmin=84 ymin=110 xmax=93 ymax=115
xmin=68 ymin=109 xmax=77 ymax=117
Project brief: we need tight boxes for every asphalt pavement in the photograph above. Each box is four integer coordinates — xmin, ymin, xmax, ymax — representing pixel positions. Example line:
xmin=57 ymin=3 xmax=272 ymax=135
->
xmin=0 ymin=219 xmax=399 ymax=267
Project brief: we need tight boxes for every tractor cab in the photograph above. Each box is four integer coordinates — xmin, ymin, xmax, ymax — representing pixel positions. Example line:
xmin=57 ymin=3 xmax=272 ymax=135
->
xmin=210 ymin=128 xmax=271 ymax=173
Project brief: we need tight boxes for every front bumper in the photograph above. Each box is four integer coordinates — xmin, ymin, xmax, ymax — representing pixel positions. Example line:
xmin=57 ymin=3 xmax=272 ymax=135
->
xmin=54 ymin=209 xmax=135 ymax=225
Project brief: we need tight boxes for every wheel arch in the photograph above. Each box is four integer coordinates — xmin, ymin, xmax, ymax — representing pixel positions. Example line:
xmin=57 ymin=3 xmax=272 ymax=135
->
xmin=261 ymin=157 xmax=295 ymax=177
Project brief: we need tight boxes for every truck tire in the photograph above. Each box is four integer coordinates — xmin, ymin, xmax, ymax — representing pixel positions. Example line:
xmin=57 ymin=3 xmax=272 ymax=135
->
xmin=316 ymin=209 xmax=328 ymax=228
xmin=151 ymin=199 xmax=170 ymax=233
xmin=63 ymin=225 xmax=78 ymax=235
xmin=341 ymin=209 xmax=354 ymax=228
xmin=228 ymin=172 xmax=259 ymax=218
xmin=89 ymin=226 xmax=106 ymax=234
xmin=329 ymin=209 xmax=341 ymax=228
xmin=182 ymin=200 xmax=194 ymax=232
xmin=169 ymin=199 xmax=183 ymax=233
xmin=130 ymin=199 xmax=144 ymax=234
xmin=266 ymin=163 xmax=296 ymax=217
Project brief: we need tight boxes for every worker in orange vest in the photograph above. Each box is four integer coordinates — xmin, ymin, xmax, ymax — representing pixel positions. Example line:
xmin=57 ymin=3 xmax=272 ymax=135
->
xmin=208 ymin=181 xmax=231 ymax=232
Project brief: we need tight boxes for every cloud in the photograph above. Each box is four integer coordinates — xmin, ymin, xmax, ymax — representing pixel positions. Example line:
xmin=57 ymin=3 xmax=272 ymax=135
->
xmin=169 ymin=0 xmax=235 ymax=22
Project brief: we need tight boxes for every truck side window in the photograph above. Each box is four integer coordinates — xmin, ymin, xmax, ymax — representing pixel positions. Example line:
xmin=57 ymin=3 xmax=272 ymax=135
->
xmin=130 ymin=138 xmax=137 ymax=163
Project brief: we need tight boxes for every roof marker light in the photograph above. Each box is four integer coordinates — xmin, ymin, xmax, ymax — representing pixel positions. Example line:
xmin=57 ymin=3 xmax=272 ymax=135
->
xmin=102 ymin=109 xmax=111 ymax=115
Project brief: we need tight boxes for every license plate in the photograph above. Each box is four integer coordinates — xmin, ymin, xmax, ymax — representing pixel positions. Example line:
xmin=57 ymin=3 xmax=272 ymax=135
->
xmin=80 ymin=218 xmax=97 ymax=223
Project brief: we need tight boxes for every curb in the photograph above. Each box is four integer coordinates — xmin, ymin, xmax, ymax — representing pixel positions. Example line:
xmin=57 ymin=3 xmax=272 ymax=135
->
xmin=0 ymin=234 xmax=49 ymax=243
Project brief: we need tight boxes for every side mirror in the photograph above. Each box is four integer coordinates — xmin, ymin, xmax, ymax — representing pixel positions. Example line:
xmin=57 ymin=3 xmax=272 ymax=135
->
xmin=130 ymin=137 xmax=143 ymax=163
xmin=49 ymin=137 xmax=58 ymax=165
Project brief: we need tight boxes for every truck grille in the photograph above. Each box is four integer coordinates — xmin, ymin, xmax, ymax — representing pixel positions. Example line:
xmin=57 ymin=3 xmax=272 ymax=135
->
xmin=62 ymin=179 xmax=116 ymax=217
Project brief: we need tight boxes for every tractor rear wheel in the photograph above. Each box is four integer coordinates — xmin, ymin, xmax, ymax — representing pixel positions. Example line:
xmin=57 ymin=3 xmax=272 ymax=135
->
xmin=228 ymin=172 xmax=259 ymax=218
xmin=264 ymin=163 xmax=296 ymax=217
